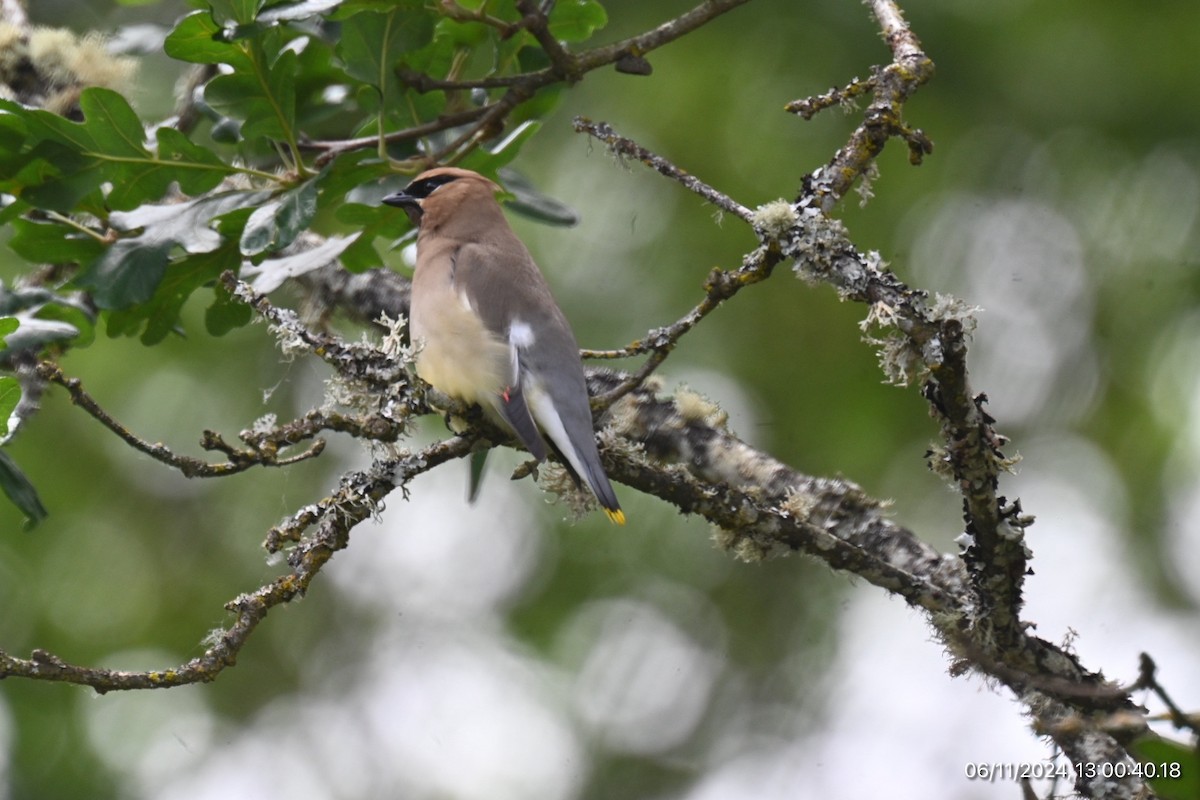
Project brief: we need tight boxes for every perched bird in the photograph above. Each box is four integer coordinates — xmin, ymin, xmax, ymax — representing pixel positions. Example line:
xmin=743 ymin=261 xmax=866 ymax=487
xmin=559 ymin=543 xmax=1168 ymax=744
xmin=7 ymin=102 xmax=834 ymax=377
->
xmin=383 ymin=167 xmax=625 ymax=524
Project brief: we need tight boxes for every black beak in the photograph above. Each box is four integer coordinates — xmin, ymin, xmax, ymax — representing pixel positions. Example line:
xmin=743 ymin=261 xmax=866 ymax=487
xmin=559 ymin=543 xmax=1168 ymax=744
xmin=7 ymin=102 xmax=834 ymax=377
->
xmin=382 ymin=191 xmax=423 ymax=225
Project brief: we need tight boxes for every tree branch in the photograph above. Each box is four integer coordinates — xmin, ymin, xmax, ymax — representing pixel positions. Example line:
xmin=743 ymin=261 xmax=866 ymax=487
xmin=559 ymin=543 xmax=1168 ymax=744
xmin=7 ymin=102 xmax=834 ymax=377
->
xmin=309 ymin=0 xmax=753 ymax=167
xmin=0 ymin=435 xmax=471 ymax=691
xmin=34 ymin=361 xmax=326 ymax=478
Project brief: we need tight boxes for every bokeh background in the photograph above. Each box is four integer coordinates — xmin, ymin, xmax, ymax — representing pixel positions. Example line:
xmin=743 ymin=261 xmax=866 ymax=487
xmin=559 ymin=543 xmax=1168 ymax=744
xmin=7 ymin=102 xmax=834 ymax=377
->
xmin=2 ymin=0 xmax=1199 ymax=798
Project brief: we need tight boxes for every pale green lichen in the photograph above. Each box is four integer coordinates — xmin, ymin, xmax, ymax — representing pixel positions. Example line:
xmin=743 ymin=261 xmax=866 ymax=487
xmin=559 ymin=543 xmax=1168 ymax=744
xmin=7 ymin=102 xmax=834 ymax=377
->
xmin=926 ymin=442 xmax=958 ymax=486
xmin=674 ymin=384 xmax=728 ymax=428
xmin=861 ymin=293 xmax=980 ymax=387
xmin=855 ymin=162 xmax=879 ymax=208
xmin=28 ymin=28 xmax=138 ymax=90
xmin=732 ymin=535 xmax=769 ymax=563
xmin=711 ymin=525 xmax=768 ymax=563
xmin=376 ymin=312 xmax=413 ymax=361
xmin=751 ymin=199 xmax=799 ymax=241
xmin=780 ymin=487 xmax=818 ymax=522
xmin=537 ymin=461 xmax=595 ymax=522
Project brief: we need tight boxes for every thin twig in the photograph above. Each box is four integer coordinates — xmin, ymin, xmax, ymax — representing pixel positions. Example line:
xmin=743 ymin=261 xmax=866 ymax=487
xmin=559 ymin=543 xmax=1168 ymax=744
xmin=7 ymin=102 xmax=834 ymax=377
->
xmin=308 ymin=105 xmax=493 ymax=168
xmin=785 ymin=74 xmax=874 ymax=119
xmin=573 ymin=116 xmax=753 ymax=221
xmin=590 ymin=252 xmax=780 ymax=409
xmin=35 ymin=362 xmax=325 ymax=478
xmin=308 ymin=0 xmax=754 ymax=167
xmin=515 ymin=0 xmax=577 ymax=78
xmin=1136 ymin=652 xmax=1200 ymax=736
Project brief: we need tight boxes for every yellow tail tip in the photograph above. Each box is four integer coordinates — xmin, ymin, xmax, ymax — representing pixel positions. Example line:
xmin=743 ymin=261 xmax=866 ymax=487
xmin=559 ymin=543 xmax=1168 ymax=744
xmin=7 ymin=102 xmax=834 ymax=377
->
xmin=604 ymin=507 xmax=627 ymax=526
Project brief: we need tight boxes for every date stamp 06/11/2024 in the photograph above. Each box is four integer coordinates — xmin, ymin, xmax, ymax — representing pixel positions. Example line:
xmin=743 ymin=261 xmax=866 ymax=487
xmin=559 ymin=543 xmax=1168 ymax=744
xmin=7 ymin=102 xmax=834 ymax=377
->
xmin=964 ymin=761 xmax=1184 ymax=783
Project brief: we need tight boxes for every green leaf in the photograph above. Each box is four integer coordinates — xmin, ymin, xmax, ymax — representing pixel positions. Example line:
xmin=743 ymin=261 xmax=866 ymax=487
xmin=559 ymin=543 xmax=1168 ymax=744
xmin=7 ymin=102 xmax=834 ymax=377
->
xmin=456 ymin=119 xmax=541 ymax=175
xmin=205 ymin=277 xmax=254 ymax=336
xmin=1132 ymin=735 xmax=1200 ymax=800
xmin=153 ymin=128 xmax=232 ymax=195
xmin=204 ymin=46 xmax=298 ymax=142
xmin=77 ymin=88 xmax=148 ymax=159
xmin=13 ymin=140 xmax=103 ymax=213
xmin=13 ymin=101 xmax=97 ymax=153
xmin=259 ymin=0 xmax=344 ymax=23
xmin=499 ymin=168 xmax=578 ymax=227
xmin=164 ymin=10 xmax=243 ymax=66
xmin=0 ymin=450 xmax=48 ymax=531
xmin=108 ymin=244 xmax=239 ymax=344
xmin=0 ymin=89 xmax=234 ymax=212
xmin=432 ymin=14 xmax=490 ymax=49
xmin=210 ymin=0 xmax=265 ymax=25
xmin=339 ymin=7 xmax=434 ymax=90
xmin=337 ymin=6 xmax=436 ymax=132
xmin=76 ymin=190 xmax=271 ymax=309
xmin=0 ymin=377 xmax=18 ymax=438
xmin=33 ymin=303 xmax=96 ymax=350
xmin=335 ymin=201 xmax=413 ymax=272
xmin=239 ymin=177 xmax=319 ymax=258
xmin=242 ymin=233 xmax=356 ymax=293
xmin=314 ymin=149 xmax=395 ymax=209
xmin=0 ymin=318 xmax=17 ymax=347
xmin=333 ymin=0 xmax=427 ymax=17
xmin=7 ymin=218 xmax=106 ymax=265
xmin=548 ymin=0 xmax=607 ymax=42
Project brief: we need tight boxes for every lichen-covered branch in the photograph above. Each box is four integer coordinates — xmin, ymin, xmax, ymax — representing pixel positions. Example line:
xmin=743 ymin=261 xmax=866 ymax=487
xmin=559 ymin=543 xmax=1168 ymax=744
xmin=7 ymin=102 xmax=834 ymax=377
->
xmin=591 ymin=373 xmax=1149 ymax=800
xmin=796 ymin=0 xmax=934 ymax=211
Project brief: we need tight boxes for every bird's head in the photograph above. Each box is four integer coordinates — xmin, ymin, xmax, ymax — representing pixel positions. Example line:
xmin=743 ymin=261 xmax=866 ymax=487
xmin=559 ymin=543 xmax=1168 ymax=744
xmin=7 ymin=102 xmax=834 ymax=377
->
xmin=382 ymin=167 xmax=502 ymax=227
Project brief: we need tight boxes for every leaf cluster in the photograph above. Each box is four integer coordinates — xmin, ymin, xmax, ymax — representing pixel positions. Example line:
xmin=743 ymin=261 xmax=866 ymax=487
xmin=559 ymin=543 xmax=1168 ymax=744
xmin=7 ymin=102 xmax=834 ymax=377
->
xmin=2 ymin=0 xmax=607 ymax=339
xmin=0 ymin=0 xmax=608 ymax=523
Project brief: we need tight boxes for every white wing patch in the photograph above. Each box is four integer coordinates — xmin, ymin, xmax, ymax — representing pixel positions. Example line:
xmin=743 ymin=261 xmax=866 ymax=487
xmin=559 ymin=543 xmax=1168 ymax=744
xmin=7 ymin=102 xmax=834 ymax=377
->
xmin=508 ymin=320 xmax=535 ymax=348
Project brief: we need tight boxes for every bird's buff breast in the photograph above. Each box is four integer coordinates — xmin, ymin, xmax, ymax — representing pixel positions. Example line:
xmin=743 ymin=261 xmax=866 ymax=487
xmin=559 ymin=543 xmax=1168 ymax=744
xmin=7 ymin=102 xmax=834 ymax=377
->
xmin=411 ymin=290 xmax=508 ymax=405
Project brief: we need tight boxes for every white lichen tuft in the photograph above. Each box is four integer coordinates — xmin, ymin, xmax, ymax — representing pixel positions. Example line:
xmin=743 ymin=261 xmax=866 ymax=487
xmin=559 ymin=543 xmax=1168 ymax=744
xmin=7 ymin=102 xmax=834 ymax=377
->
xmin=201 ymin=627 xmax=228 ymax=649
xmin=263 ymin=322 xmax=306 ymax=359
xmin=997 ymin=451 xmax=1022 ymax=474
xmin=376 ymin=312 xmax=413 ymax=361
xmin=927 ymin=292 xmax=980 ymax=336
xmin=732 ymin=535 xmax=768 ymax=563
xmin=926 ymin=442 xmax=958 ymax=487
xmin=0 ymin=23 xmax=25 ymax=78
xmin=855 ymin=162 xmax=879 ymax=208
xmin=751 ymin=199 xmax=799 ymax=241
xmin=710 ymin=525 xmax=736 ymax=551
xmin=780 ymin=487 xmax=818 ymax=522
xmin=597 ymin=424 xmax=642 ymax=463
xmin=537 ymin=461 xmax=594 ymax=522
xmin=27 ymin=28 xmax=137 ymax=91
xmin=674 ymin=384 xmax=728 ymax=428
xmin=875 ymin=331 xmax=925 ymax=387
xmin=711 ymin=526 xmax=766 ymax=563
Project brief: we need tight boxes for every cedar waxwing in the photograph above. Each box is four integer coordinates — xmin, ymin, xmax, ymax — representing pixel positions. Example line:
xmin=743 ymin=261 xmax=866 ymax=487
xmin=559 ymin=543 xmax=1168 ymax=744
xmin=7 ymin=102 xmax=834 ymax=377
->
xmin=383 ymin=167 xmax=625 ymax=525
